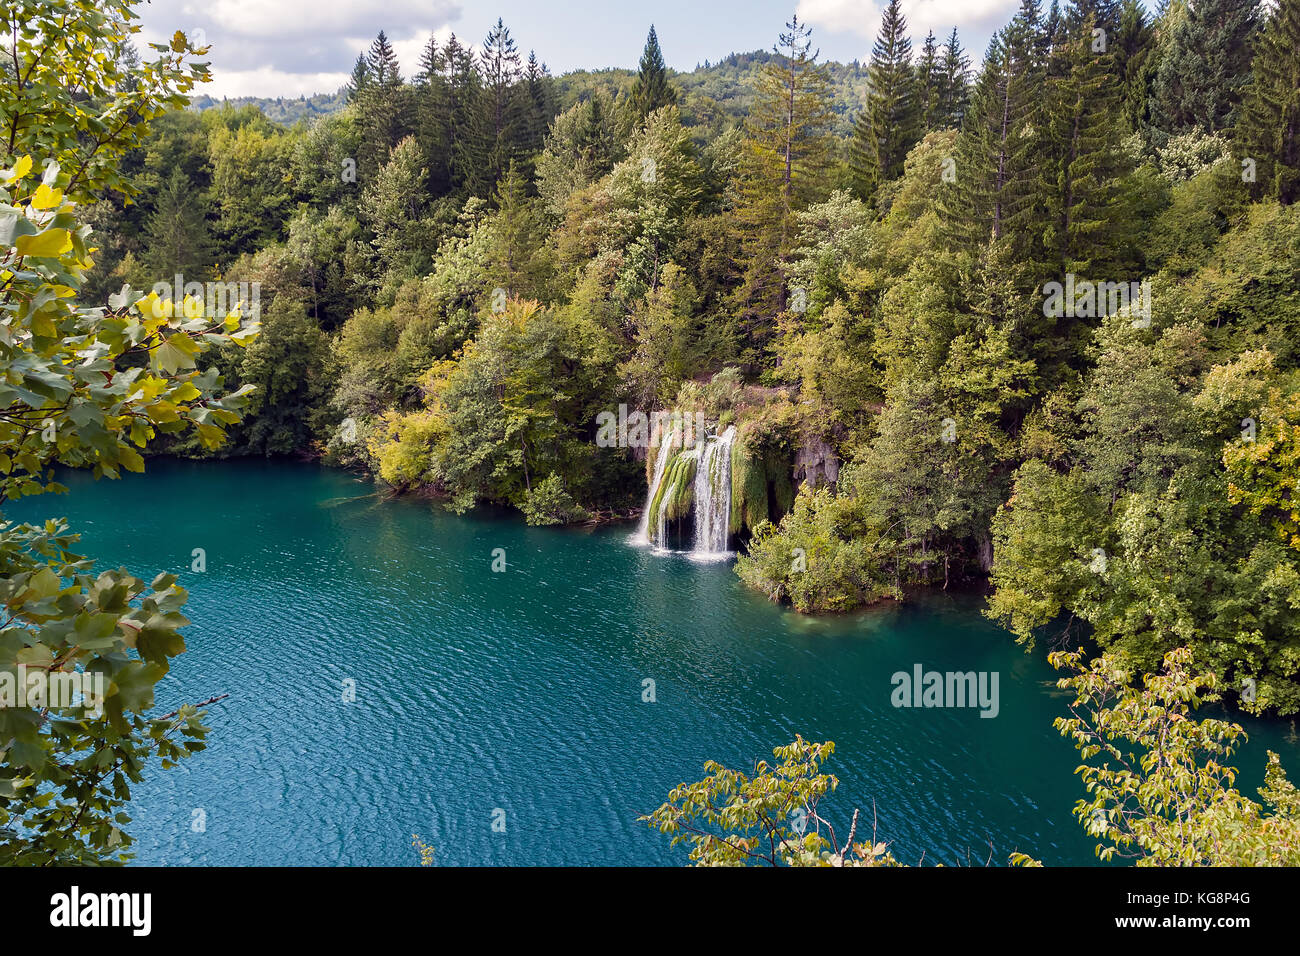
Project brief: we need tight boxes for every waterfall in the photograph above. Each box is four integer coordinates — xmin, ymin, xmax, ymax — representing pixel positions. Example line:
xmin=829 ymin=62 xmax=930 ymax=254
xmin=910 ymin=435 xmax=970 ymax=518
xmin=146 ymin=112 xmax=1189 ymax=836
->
xmin=692 ymin=425 xmax=736 ymax=557
xmin=635 ymin=426 xmax=675 ymax=547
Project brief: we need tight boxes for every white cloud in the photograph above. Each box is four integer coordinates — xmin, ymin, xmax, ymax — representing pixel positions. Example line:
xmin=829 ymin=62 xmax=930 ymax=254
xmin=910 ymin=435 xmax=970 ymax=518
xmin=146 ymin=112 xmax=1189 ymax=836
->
xmin=134 ymin=0 xmax=462 ymax=93
xmin=191 ymin=67 xmax=352 ymax=100
xmin=796 ymin=0 xmax=1016 ymax=47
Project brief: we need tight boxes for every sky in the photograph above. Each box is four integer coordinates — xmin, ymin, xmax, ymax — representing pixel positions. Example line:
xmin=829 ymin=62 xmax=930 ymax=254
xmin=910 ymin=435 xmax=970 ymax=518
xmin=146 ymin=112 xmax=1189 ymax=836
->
xmin=133 ymin=0 xmax=1038 ymax=100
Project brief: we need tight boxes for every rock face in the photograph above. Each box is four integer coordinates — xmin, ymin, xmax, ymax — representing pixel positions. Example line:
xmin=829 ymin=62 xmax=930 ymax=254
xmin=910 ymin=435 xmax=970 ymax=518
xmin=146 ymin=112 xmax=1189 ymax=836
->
xmin=793 ymin=439 xmax=840 ymax=491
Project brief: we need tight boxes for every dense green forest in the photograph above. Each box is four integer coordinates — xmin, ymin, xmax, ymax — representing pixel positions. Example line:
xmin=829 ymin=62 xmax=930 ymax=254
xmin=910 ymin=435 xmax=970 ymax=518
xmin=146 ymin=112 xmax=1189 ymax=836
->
xmin=77 ymin=0 xmax=1300 ymax=720
xmin=4 ymin=0 xmax=1300 ymax=870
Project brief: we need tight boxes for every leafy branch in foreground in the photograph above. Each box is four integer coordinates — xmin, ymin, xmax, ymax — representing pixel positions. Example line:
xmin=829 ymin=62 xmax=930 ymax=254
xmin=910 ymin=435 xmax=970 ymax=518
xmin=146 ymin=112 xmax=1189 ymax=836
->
xmin=641 ymin=736 xmax=898 ymax=866
xmin=1044 ymin=646 xmax=1300 ymax=866
xmin=0 ymin=144 xmax=259 ymax=861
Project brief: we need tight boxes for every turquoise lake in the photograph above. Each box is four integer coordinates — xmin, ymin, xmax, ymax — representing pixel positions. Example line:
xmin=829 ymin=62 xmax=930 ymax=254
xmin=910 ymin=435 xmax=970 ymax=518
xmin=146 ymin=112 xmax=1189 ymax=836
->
xmin=15 ymin=459 xmax=1300 ymax=866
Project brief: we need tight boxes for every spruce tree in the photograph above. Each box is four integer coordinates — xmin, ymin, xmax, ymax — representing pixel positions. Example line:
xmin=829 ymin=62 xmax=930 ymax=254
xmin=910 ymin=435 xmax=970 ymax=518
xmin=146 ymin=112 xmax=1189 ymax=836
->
xmin=357 ymin=31 xmax=412 ymax=177
xmin=916 ymin=31 xmax=942 ymax=132
xmin=1154 ymin=0 xmax=1261 ymax=134
xmin=729 ymin=15 xmax=836 ymax=360
xmin=414 ymin=36 xmax=453 ymax=197
xmin=850 ymin=0 xmax=920 ymax=200
xmin=345 ymin=54 xmax=371 ymax=104
xmin=945 ymin=2 xmax=1048 ymax=255
xmin=477 ymin=18 xmax=524 ymax=190
xmin=1238 ymin=0 xmax=1300 ymax=204
xmin=937 ymin=29 xmax=972 ymax=128
xmin=1116 ymin=0 xmax=1156 ymax=135
xmin=631 ymin=25 xmax=678 ymax=121
xmin=1041 ymin=12 xmax=1134 ymax=276
xmin=142 ymin=167 xmax=214 ymax=280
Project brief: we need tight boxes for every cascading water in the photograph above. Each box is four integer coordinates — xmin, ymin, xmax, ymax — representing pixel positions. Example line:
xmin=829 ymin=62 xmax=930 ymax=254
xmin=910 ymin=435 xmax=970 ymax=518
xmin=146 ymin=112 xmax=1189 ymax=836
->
xmin=692 ymin=425 xmax=736 ymax=557
xmin=635 ymin=429 xmax=676 ymax=547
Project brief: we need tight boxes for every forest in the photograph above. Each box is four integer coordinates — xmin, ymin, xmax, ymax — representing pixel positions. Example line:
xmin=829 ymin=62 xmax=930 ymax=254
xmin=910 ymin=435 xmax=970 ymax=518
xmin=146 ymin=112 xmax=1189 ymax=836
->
xmin=69 ymin=0 xmax=1300 ymax=721
xmin=4 ymin=0 xmax=1300 ymax=871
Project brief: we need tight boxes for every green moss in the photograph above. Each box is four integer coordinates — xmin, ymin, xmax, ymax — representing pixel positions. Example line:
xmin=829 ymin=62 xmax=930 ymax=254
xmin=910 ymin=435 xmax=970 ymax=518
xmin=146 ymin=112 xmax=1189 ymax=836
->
xmin=767 ymin=449 xmax=795 ymax=516
xmin=646 ymin=447 xmax=698 ymax=537
xmin=731 ymin=439 xmax=769 ymax=535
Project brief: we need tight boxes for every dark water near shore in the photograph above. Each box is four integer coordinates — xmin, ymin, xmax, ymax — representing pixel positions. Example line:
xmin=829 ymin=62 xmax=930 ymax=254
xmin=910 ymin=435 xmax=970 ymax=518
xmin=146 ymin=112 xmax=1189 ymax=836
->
xmin=16 ymin=459 xmax=1300 ymax=865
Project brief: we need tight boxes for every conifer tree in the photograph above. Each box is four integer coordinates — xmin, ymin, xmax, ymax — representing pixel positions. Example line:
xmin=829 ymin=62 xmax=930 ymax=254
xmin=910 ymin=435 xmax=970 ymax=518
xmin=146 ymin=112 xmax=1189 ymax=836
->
xmin=944 ymin=1 xmax=1048 ymax=258
xmin=1041 ymin=12 xmax=1135 ymax=276
xmin=1154 ymin=0 xmax=1261 ymax=134
xmin=729 ymin=15 xmax=836 ymax=360
xmin=937 ymin=29 xmax=971 ymax=128
xmin=850 ymin=0 xmax=920 ymax=199
xmin=141 ymin=167 xmax=214 ymax=280
xmin=357 ymin=31 xmax=412 ymax=177
xmin=1237 ymin=0 xmax=1300 ymax=204
xmin=476 ymin=18 xmax=524 ymax=190
xmin=345 ymin=54 xmax=371 ymax=104
xmin=1116 ymin=0 xmax=1157 ymax=134
xmin=916 ymin=31 xmax=942 ymax=132
xmin=630 ymin=25 xmax=678 ymax=121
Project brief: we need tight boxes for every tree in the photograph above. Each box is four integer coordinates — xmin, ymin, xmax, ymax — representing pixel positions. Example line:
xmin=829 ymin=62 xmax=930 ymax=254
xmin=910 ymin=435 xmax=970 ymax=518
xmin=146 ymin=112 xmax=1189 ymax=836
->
xmin=729 ymin=15 xmax=836 ymax=357
xmin=139 ymin=167 xmax=214 ymax=281
xmin=356 ymin=31 xmax=413 ymax=179
xmin=234 ymin=298 xmax=334 ymax=455
xmin=641 ymin=737 xmax=900 ymax=866
xmin=1154 ymin=0 xmax=1261 ymax=135
xmin=345 ymin=54 xmax=371 ymax=103
xmin=0 ymin=156 xmax=259 ymax=863
xmin=943 ymin=2 xmax=1048 ymax=259
xmin=0 ymin=0 xmax=210 ymax=202
xmin=476 ymin=18 xmax=524 ymax=190
xmin=915 ymin=31 xmax=942 ymax=132
xmin=937 ymin=29 xmax=972 ymax=128
xmin=1237 ymin=0 xmax=1300 ymax=204
xmin=630 ymin=26 xmax=678 ymax=122
xmin=850 ymin=0 xmax=920 ymax=200
xmin=1045 ymin=647 xmax=1300 ymax=865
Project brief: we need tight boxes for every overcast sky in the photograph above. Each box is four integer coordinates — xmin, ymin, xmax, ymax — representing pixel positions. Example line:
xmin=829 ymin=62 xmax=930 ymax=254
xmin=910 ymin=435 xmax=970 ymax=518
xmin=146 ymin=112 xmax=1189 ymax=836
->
xmin=134 ymin=0 xmax=1055 ymax=99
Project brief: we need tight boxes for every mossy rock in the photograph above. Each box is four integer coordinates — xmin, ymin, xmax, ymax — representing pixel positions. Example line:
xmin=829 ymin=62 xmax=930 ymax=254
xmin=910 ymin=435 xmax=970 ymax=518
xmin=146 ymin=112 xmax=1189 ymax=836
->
xmin=730 ymin=439 xmax=769 ymax=536
xmin=646 ymin=447 xmax=698 ymax=536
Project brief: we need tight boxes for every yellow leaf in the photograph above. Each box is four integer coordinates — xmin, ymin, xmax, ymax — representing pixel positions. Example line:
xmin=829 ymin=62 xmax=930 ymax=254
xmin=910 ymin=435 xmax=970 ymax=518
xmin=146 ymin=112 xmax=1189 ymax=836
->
xmin=31 ymin=183 xmax=63 ymax=210
xmin=14 ymin=228 xmax=71 ymax=258
xmin=7 ymin=155 xmax=32 ymax=182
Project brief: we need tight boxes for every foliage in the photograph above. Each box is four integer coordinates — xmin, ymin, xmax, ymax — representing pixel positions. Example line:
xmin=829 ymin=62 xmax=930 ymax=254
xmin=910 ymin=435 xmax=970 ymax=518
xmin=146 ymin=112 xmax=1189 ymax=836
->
xmin=1049 ymin=647 xmax=1300 ymax=865
xmin=641 ymin=737 xmax=900 ymax=866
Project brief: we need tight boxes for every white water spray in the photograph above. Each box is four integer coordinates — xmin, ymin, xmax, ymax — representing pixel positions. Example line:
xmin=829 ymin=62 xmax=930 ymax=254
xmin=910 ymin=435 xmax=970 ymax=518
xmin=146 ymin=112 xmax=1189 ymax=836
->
xmin=691 ymin=425 xmax=736 ymax=557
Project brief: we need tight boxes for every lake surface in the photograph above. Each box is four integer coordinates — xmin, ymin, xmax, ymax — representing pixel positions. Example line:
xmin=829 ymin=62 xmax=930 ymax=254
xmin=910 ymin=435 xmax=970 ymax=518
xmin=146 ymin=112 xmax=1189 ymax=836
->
xmin=14 ymin=460 xmax=1300 ymax=866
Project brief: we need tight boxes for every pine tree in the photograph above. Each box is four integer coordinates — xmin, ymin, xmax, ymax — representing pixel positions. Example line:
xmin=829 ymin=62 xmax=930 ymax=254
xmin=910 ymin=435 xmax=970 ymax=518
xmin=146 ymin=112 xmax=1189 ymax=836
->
xmin=357 ymin=31 xmax=412 ymax=177
xmin=630 ymin=25 xmax=678 ymax=121
xmin=916 ymin=31 xmax=942 ymax=132
xmin=729 ymin=15 xmax=836 ymax=361
xmin=850 ymin=0 xmax=920 ymax=200
xmin=141 ymin=167 xmax=214 ymax=280
xmin=938 ymin=29 xmax=972 ymax=128
xmin=477 ymin=18 xmax=524 ymax=190
xmin=345 ymin=54 xmax=371 ymax=104
xmin=1237 ymin=0 xmax=1300 ymax=204
xmin=1154 ymin=0 xmax=1261 ymax=134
